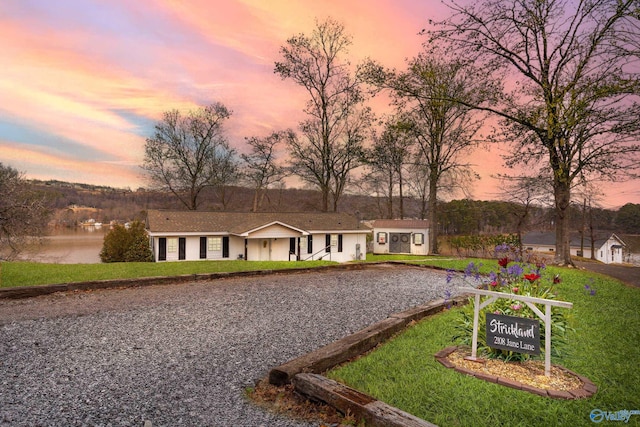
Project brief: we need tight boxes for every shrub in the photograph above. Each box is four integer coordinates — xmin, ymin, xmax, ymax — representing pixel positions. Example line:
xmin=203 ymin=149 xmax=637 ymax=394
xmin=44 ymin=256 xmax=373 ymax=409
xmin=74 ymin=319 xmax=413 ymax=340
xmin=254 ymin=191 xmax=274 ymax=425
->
xmin=448 ymin=234 xmax=520 ymax=258
xmin=100 ymin=221 xmax=153 ymax=263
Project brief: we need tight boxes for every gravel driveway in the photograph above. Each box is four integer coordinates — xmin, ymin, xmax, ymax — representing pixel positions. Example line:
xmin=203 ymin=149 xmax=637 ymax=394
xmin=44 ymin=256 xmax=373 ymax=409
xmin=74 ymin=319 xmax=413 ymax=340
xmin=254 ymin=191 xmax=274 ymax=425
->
xmin=0 ymin=265 xmax=461 ymax=427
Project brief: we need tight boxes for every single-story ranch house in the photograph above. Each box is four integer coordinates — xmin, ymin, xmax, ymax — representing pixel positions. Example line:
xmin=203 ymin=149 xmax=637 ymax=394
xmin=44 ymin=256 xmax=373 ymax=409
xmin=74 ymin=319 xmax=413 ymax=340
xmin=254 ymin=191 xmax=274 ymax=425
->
xmin=146 ymin=210 xmax=369 ymax=263
xmin=370 ymin=219 xmax=430 ymax=255
xmin=522 ymin=231 xmax=626 ymax=264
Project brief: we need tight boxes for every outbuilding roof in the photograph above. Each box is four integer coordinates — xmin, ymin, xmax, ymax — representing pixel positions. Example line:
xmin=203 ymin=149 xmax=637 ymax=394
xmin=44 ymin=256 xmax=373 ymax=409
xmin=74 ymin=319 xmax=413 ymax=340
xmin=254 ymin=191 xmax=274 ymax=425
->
xmin=146 ymin=210 xmax=365 ymax=234
xmin=371 ymin=219 xmax=430 ymax=229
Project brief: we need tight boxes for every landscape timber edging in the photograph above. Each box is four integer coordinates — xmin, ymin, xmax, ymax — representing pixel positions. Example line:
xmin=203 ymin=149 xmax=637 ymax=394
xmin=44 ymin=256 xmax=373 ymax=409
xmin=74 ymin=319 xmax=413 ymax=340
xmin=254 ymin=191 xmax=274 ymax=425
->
xmin=434 ymin=346 xmax=598 ymax=400
xmin=268 ymin=294 xmax=469 ymax=386
xmin=267 ymin=294 xmax=470 ymax=427
xmin=0 ymin=262 xmax=373 ymax=300
xmin=292 ymin=373 xmax=437 ymax=427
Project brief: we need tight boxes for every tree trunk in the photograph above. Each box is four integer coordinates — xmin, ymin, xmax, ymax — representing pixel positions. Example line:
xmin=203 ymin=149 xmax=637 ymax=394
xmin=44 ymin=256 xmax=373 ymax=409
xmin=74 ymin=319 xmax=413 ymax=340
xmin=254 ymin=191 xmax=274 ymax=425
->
xmin=398 ymin=169 xmax=404 ymax=220
xmin=553 ymin=179 xmax=573 ymax=265
xmin=589 ymin=200 xmax=596 ymax=260
xmin=321 ymin=187 xmax=329 ymax=212
xmin=428 ymin=167 xmax=439 ymax=254
xmin=252 ymin=188 xmax=260 ymax=212
xmin=387 ymin=171 xmax=394 ymax=219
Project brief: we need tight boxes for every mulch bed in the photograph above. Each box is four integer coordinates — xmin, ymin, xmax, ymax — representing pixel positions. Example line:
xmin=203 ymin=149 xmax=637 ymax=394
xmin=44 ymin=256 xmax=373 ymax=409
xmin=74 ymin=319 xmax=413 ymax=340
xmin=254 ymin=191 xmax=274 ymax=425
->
xmin=435 ymin=346 xmax=597 ymax=399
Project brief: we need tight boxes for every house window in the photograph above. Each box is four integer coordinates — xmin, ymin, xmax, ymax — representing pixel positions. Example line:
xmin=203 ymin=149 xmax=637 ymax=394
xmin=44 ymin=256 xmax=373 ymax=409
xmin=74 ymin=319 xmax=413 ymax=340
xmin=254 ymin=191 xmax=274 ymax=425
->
xmin=377 ymin=232 xmax=387 ymax=244
xmin=300 ymin=236 xmax=307 ymax=252
xmin=167 ymin=238 xmax=178 ymax=253
xmin=413 ymin=233 xmax=424 ymax=245
xmin=326 ymin=234 xmax=343 ymax=253
xmin=208 ymin=237 xmax=222 ymax=251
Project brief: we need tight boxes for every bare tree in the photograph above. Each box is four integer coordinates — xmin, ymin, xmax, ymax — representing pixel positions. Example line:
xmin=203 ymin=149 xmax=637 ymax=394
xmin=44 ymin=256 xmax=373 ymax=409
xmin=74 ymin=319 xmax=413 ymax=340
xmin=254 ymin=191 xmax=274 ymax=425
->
xmin=494 ymin=172 xmax=553 ymax=243
xmin=430 ymin=0 xmax=640 ymax=265
xmin=142 ymin=103 xmax=239 ymax=210
xmin=362 ymin=118 xmax=414 ymax=218
xmin=0 ymin=163 xmax=52 ymax=260
xmin=241 ymin=131 xmax=291 ymax=211
xmin=574 ymin=179 xmax=605 ymax=260
xmin=275 ymin=18 xmax=370 ymax=211
xmin=363 ymin=53 xmax=485 ymax=253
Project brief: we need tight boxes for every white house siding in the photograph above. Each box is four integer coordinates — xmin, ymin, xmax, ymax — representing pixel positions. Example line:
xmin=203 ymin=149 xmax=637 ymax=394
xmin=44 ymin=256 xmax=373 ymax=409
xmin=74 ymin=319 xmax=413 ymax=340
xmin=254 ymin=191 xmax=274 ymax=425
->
xmin=372 ymin=228 xmax=430 ymax=256
xmin=598 ymin=237 xmax=624 ymax=264
xmin=332 ymin=232 xmax=367 ymax=262
xmin=248 ymin=224 xmax=301 ymax=239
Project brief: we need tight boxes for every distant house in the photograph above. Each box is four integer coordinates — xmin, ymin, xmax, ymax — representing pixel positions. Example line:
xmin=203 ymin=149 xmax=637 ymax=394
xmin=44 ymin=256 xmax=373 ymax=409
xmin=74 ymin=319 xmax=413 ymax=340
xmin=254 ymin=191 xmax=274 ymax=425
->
xmin=522 ymin=231 xmax=626 ymax=264
xmin=145 ymin=210 xmax=369 ymax=263
xmin=620 ymin=234 xmax=640 ymax=266
xmin=371 ymin=219 xmax=430 ymax=255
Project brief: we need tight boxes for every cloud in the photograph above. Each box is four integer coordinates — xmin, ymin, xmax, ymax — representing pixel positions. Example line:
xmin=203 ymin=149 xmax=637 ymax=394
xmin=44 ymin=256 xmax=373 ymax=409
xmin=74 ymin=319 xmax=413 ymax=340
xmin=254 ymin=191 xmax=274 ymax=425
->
xmin=0 ymin=0 xmax=637 ymax=207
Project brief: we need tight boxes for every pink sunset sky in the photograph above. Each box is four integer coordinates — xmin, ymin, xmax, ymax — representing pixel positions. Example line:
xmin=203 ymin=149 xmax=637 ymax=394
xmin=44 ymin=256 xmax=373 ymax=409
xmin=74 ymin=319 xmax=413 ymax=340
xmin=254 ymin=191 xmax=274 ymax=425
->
xmin=1 ymin=0 xmax=638 ymax=209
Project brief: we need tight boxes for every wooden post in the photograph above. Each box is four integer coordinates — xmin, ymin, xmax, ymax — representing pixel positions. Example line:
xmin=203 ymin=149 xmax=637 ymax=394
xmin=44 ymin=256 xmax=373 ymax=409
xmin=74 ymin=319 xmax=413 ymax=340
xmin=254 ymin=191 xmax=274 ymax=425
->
xmin=545 ymin=304 xmax=552 ymax=376
xmin=471 ymin=294 xmax=480 ymax=360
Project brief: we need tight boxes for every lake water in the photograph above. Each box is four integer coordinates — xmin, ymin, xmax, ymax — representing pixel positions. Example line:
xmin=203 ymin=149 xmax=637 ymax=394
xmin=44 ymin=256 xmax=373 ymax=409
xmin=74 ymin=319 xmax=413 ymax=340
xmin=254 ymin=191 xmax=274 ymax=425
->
xmin=20 ymin=227 xmax=107 ymax=264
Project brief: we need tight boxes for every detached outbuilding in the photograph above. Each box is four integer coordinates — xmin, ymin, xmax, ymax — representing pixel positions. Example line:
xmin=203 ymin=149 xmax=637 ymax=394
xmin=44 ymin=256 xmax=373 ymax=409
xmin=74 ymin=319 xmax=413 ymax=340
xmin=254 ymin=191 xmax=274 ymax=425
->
xmin=146 ymin=210 xmax=368 ymax=263
xmin=371 ymin=219 xmax=430 ymax=255
xmin=522 ymin=231 xmax=626 ymax=264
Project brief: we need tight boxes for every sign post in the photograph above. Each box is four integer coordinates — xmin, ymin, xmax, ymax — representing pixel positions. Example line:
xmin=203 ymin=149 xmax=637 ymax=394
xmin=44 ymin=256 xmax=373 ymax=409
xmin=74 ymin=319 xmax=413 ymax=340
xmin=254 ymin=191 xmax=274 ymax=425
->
xmin=460 ymin=288 xmax=572 ymax=376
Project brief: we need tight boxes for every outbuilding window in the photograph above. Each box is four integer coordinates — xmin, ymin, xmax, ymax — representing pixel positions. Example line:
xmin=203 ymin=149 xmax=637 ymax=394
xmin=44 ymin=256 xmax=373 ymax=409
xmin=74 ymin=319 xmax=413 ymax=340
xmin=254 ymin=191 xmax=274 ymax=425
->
xmin=413 ymin=233 xmax=424 ymax=245
xmin=377 ymin=232 xmax=387 ymax=244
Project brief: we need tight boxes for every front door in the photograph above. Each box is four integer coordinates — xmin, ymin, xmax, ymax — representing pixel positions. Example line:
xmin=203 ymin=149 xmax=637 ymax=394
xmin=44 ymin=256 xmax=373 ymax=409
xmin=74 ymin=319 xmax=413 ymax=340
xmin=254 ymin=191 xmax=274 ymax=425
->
xmin=389 ymin=233 xmax=411 ymax=254
xmin=259 ymin=239 xmax=271 ymax=261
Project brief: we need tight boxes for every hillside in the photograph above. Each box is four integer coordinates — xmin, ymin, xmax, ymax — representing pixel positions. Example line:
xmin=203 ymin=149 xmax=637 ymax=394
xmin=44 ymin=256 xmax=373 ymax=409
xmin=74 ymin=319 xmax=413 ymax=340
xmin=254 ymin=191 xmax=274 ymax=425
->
xmin=30 ymin=180 xmax=639 ymax=235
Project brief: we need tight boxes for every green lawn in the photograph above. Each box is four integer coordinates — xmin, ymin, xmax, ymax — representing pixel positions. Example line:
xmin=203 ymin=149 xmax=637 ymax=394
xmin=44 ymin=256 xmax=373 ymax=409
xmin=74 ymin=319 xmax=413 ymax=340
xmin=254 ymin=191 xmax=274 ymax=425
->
xmin=328 ymin=263 xmax=640 ymax=427
xmin=0 ymin=260 xmax=336 ymax=288
xmin=0 ymin=253 xmax=450 ymax=288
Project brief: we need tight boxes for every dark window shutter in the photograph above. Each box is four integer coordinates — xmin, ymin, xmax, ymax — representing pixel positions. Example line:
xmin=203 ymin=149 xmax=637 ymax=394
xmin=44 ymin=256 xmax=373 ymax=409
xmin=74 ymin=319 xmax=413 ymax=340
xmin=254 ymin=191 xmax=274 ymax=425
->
xmin=308 ymin=235 xmax=313 ymax=253
xmin=178 ymin=238 xmax=186 ymax=260
xmin=326 ymin=234 xmax=331 ymax=252
xmin=158 ymin=238 xmax=167 ymax=261
xmin=200 ymin=237 xmax=207 ymax=259
xmin=290 ymin=237 xmax=296 ymax=254
xmin=222 ymin=236 xmax=229 ymax=258
xmin=338 ymin=234 xmax=343 ymax=252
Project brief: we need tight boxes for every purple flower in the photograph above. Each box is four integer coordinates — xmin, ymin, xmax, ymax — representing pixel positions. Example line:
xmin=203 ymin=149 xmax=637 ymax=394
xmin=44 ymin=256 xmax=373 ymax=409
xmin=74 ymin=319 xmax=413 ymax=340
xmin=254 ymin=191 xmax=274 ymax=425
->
xmin=464 ymin=262 xmax=476 ymax=277
xmin=489 ymin=271 xmax=498 ymax=282
xmin=507 ymin=264 xmax=524 ymax=277
xmin=446 ymin=269 xmax=455 ymax=284
xmin=511 ymin=304 xmax=522 ymax=311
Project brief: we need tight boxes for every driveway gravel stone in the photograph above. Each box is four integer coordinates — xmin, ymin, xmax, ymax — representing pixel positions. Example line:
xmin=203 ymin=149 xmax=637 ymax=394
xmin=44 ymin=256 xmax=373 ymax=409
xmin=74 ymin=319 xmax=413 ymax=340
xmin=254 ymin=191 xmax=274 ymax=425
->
xmin=0 ymin=264 xmax=463 ymax=427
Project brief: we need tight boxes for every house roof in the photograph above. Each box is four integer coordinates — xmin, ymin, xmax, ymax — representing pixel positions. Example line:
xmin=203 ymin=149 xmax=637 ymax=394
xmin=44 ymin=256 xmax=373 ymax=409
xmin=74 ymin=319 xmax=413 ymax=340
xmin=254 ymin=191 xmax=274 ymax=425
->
xmin=620 ymin=234 xmax=640 ymax=252
xmin=146 ymin=210 xmax=365 ymax=234
xmin=522 ymin=231 xmax=625 ymax=248
xmin=371 ymin=219 xmax=430 ymax=229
